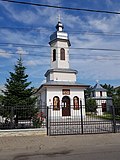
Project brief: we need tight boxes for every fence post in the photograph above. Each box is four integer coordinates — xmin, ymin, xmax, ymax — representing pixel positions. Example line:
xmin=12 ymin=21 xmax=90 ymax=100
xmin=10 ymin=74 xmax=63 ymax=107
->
xmin=10 ymin=106 xmax=14 ymax=129
xmin=111 ymin=105 xmax=116 ymax=133
xmin=80 ymin=100 xmax=83 ymax=134
xmin=47 ymin=106 xmax=50 ymax=136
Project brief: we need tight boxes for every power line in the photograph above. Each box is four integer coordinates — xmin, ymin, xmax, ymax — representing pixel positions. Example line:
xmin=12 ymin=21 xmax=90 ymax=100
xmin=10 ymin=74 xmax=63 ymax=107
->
xmin=1 ymin=51 xmax=120 ymax=61
xmin=0 ymin=51 xmax=50 ymax=57
xmin=1 ymin=26 xmax=120 ymax=37
xmin=1 ymin=0 xmax=120 ymax=15
xmin=1 ymin=42 xmax=120 ymax=52
xmin=0 ymin=42 xmax=49 ymax=48
xmin=1 ymin=50 xmax=120 ymax=59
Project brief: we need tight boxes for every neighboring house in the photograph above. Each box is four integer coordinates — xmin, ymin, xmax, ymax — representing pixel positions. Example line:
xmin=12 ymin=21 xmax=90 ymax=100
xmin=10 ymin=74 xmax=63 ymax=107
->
xmin=35 ymin=20 xmax=89 ymax=118
xmin=90 ymin=82 xmax=112 ymax=115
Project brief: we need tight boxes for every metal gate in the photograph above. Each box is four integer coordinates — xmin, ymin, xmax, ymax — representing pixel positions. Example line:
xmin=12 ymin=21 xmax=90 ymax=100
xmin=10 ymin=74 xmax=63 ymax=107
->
xmin=47 ymin=104 xmax=115 ymax=136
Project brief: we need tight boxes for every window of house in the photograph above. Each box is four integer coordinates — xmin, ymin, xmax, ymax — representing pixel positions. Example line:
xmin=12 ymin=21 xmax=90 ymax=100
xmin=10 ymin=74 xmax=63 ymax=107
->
xmin=100 ymin=91 xmax=102 ymax=97
xmin=102 ymin=103 xmax=106 ymax=112
xmin=53 ymin=96 xmax=60 ymax=110
xmin=53 ymin=49 xmax=56 ymax=61
xmin=73 ymin=96 xmax=79 ymax=110
xmin=60 ymin=48 xmax=65 ymax=60
xmin=92 ymin=92 xmax=95 ymax=97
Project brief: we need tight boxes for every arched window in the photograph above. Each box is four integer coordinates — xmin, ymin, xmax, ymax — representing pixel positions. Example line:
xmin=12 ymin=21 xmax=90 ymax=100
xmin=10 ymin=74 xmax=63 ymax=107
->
xmin=73 ymin=96 xmax=79 ymax=110
xmin=60 ymin=48 xmax=65 ymax=60
xmin=53 ymin=96 xmax=60 ymax=110
xmin=53 ymin=49 xmax=56 ymax=61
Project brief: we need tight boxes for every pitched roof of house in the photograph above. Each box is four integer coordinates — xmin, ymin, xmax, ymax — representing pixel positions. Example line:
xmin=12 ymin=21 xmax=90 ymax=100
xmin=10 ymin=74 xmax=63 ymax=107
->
xmin=91 ymin=82 xmax=106 ymax=92
xmin=35 ymin=81 xmax=90 ymax=93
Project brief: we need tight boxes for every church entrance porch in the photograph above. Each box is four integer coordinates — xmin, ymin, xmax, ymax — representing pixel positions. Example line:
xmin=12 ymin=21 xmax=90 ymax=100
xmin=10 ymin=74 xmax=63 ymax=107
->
xmin=62 ymin=96 xmax=71 ymax=116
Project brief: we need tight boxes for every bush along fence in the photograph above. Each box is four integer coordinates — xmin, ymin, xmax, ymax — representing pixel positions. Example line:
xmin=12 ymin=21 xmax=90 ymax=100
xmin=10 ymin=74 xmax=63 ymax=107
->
xmin=0 ymin=105 xmax=46 ymax=129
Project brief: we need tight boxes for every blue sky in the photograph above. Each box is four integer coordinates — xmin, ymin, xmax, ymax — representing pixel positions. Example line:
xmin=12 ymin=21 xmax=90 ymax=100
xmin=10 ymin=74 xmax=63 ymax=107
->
xmin=0 ymin=0 xmax=120 ymax=92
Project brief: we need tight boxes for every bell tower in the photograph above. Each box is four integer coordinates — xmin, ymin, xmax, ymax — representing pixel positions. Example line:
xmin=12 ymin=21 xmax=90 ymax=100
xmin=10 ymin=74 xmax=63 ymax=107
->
xmin=49 ymin=20 xmax=71 ymax=69
xmin=45 ymin=20 xmax=77 ymax=82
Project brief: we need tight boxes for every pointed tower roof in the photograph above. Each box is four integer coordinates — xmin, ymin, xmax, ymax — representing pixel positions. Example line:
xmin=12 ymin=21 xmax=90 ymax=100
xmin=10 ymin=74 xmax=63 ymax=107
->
xmin=56 ymin=21 xmax=64 ymax=31
xmin=49 ymin=20 xmax=71 ymax=46
xmin=92 ymin=81 xmax=106 ymax=92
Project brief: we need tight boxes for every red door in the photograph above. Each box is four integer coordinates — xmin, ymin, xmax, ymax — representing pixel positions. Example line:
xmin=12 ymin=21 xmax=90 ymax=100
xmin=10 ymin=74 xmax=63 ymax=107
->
xmin=62 ymin=96 xmax=71 ymax=116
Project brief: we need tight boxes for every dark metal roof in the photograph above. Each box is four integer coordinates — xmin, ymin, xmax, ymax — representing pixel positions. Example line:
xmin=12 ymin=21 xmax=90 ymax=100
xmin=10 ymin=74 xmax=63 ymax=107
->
xmin=91 ymin=83 xmax=106 ymax=92
xmin=36 ymin=81 xmax=90 ymax=93
xmin=44 ymin=68 xmax=78 ymax=77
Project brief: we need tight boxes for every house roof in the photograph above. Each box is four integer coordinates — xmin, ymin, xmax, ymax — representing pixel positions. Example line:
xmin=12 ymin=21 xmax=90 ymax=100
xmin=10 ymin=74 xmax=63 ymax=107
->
xmin=91 ymin=83 xmax=106 ymax=92
xmin=36 ymin=81 xmax=90 ymax=93
xmin=44 ymin=68 xmax=78 ymax=77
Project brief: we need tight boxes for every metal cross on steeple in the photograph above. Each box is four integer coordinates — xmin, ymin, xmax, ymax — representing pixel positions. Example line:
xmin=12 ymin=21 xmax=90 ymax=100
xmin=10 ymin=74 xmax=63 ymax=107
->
xmin=58 ymin=14 xmax=61 ymax=22
xmin=57 ymin=14 xmax=63 ymax=22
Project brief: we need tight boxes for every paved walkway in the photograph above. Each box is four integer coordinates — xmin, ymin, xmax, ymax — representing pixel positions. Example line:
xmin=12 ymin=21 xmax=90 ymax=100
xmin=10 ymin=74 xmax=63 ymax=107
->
xmin=0 ymin=133 xmax=120 ymax=160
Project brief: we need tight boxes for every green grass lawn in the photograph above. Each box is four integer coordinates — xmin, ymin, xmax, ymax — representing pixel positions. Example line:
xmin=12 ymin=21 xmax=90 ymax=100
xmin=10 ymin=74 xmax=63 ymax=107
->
xmin=86 ymin=112 xmax=120 ymax=121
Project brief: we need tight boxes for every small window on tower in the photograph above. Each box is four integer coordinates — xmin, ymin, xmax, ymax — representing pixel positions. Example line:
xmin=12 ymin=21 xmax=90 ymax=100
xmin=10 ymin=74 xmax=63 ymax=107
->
xmin=53 ymin=49 xmax=56 ymax=61
xmin=60 ymin=48 xmax=65 ymax=60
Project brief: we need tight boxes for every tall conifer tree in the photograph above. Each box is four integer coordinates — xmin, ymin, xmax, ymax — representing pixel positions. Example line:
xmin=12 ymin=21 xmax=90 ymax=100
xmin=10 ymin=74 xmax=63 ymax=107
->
xmin=2 ymin=57 xmax=36 ymax=106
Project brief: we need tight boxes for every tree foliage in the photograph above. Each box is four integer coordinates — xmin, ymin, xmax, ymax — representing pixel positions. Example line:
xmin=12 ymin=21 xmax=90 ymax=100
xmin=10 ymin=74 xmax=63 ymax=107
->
xmin=2 ymin=57 xmax=36 ymax=106
xmin=101 ymin=83 xmax=114 ymax=97
xmin=113 ymin=87 xmax=120 ymax=108
xmin=86 ymin=98 xmax=97 ymax=113
xmin=0 ymin=95 xmax=4 ymax=106
xmin=85 ymin=86 xmax=92 ymax=98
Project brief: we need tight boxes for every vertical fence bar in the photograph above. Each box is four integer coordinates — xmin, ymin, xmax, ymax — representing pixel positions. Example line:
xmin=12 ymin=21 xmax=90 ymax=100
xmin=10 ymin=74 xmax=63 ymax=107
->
xmin=10 ymin=106 xmax=14 ymax=129
xmin=111 ymin=105 xmax=116 ymax=133
xmin=80 ymin=100 xmax=83 ymax=134
xmin=47 ymin=106 xmax=49 ymax=136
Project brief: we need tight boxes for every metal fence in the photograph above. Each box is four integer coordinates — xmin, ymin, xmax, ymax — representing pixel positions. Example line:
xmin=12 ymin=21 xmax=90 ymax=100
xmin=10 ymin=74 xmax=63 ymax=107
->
xmin=0 ymin=103 xmax=120 ymax=136
xmin=47 ymin=103 xmax=120 ymax=136
xmin=113 ymin=106 xmax=120 ymax=133
xmin=0 ymin=105 xmax=47 ymax=129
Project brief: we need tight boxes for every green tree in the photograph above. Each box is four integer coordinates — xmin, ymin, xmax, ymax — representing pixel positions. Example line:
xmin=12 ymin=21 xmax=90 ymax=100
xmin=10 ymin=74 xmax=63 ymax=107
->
xmin=113 ymin=87 xmax=120 ymax=115
xmin=101 ymin=83 xmax=114 ymax=97
xmin=86 ymin=98 xmax=97 ymax=113
xmin=1 ymin=57 xmax=37 ymax=124
xmin=2 ymin=57 xmax=36 ymax=106
xmin=0 ymin=95 xmax=4 ymax=106
xmin=85 ymin=86 xmax=92 ymax=99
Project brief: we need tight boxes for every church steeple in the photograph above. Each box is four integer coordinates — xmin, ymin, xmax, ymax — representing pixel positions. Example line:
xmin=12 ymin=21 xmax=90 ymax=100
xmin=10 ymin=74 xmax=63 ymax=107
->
xmin=56 ymin=21 xmax=64 ymax=31
xmin=55 ymin=14 xmax=64 ymax=32
xmin=45 ymin=20 xmax=77 ymax=82
xmin=49 ymin=20 xmax=71 ymax=69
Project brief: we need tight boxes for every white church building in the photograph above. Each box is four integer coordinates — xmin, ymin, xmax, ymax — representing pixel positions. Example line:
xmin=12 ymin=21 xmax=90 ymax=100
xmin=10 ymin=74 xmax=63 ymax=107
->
xmin=36 ymin=20 xmax=89 ymax=118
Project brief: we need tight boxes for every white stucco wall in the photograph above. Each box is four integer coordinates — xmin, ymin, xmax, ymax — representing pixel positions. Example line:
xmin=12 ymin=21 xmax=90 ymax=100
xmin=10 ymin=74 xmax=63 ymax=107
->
xmin=47 ymin=72 xmax=76 ymax=82
xmin=95 ymin=91 xmax=107 ymax=97
xmin=37 ymin=85 xmax=86 ymax=118
xmin=50 ymin=41 xmax=69 ymax=69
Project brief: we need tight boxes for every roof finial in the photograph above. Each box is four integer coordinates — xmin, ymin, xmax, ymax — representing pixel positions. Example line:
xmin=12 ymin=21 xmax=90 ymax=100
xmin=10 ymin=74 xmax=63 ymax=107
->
xmin=96 ymin=80 xmax=99 ymax=84
xmin=58 ymin=14 xmax=61 ymax=22
xmin=56 ymin=14 xmax=64 ymax=31
xmin=57 ymin=14 xmax=63 ymax=22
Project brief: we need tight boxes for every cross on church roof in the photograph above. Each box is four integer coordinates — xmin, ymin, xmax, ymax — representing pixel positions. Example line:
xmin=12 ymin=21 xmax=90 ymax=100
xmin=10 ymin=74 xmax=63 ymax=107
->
xmin=57 ymin=14 xmax=62 ymax=22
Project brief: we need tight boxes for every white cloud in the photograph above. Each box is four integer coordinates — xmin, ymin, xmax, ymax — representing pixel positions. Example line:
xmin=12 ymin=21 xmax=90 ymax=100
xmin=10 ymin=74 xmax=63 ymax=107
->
xmin=16 ymin=47 xmax=29 ymax=56
xmin=0 ymin=2 xmax=39 ymax=25
xmin=25 ymin=59 xmax=49 ymax=66
xmin=0 ymin=49 xmax=11 ymax=58
xmin=0 ymin=0 xmax=120 ymax=86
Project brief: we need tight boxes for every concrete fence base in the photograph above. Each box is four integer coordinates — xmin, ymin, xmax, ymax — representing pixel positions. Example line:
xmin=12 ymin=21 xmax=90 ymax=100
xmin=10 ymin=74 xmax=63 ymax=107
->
xmin=0 ymin=128 xmax=47 ymax=137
